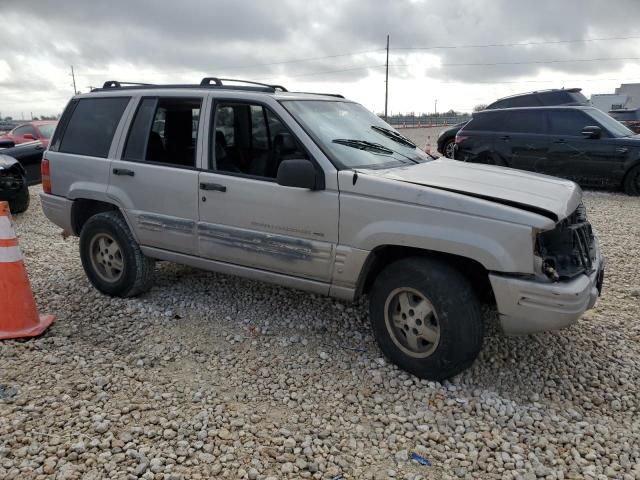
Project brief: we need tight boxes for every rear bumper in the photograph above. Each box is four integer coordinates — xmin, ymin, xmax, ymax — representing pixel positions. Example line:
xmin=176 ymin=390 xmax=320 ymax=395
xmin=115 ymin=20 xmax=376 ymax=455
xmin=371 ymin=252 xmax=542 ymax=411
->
xmin=490 ymin=248 xmax=604 ymax=335
xmin=40 ymin=193 xmax=73 ymax=233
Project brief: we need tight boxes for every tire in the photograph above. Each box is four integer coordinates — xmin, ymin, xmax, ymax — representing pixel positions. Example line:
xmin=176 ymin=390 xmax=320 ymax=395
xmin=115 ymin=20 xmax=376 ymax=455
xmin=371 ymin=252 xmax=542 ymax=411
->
xmin=369 ymin=257 xmax=483 ymax=381
xmin=9 ymin=185 xmax=29 ymax=214
xmin=443 ymin=139 xmax=455 ymax=159
xmin=623 ymin=165 xmax=640 ymax=196
xmin=79 ymin=211 xmax=155 ymax=297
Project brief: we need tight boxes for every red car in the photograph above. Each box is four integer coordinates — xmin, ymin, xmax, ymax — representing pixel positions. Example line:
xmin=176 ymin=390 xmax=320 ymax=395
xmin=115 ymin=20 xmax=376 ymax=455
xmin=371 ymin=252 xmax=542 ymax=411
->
xmin=0 ymin=121 xmax=57 ymax=149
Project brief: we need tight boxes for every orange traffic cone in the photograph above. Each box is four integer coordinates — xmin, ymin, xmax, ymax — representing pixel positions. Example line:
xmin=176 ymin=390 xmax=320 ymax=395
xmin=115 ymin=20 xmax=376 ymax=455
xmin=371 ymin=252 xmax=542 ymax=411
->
xmin=0 ymin=201 xmax=55 ymax=339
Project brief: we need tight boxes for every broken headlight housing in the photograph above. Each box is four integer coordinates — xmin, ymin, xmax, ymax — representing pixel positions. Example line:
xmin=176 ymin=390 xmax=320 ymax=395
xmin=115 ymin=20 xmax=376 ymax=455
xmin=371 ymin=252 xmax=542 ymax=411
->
xmin=535 ymin=203 xmax=596 ymax=281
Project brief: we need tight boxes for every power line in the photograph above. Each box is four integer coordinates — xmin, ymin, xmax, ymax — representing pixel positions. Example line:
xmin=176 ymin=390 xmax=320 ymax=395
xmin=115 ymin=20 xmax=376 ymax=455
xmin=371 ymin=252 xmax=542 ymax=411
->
xmin=391 ymin=34 xmax=640 ymax=51
xmin=213 ymin=34 xmax=640 ymax=72
xmin=419 ymin=56 xmax=640 ymax=67
xmin=217 ymin=48 xmax=384 ymax=71
xmin=276 ymin=56 xmax=640 ymax=79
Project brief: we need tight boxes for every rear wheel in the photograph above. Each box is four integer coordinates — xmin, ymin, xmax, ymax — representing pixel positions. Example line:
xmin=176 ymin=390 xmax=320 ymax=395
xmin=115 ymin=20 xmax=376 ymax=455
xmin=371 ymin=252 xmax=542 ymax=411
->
xmin=369 ymin=257 xmax=483 ymax=380
xmin=623 ymin=165 xmax=640 ymax=195
xmin=80 ymin=211 xmax=155 ymax=297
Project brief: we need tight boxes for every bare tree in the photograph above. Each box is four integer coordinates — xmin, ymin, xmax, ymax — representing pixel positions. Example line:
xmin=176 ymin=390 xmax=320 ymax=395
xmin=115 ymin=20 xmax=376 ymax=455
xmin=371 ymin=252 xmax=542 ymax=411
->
xmin=473 ymin=104 xmax=488 ymax=112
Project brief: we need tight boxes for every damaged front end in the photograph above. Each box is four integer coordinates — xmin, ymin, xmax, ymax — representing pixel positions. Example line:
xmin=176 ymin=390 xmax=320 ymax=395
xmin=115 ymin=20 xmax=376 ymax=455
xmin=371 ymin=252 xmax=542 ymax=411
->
xmin=0 ymin=155 xmax=29 ymax=213
xmin=536 ymin=203 xmax=597 ymax=282
xmin=0 ymin=162 xmax=27 ymax=198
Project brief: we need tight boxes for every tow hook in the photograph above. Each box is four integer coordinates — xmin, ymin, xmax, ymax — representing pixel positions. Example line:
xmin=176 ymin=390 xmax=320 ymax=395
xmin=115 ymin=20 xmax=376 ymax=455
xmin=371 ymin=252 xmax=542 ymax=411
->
xmin=542 ymin=261 xmax=560 ymax=282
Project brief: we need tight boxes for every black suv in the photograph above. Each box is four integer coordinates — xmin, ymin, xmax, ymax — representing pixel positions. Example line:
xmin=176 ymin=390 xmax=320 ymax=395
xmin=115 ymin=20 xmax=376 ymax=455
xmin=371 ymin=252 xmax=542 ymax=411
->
xmin=455 ymin=106 xmax=640 ymax=195
xmin=436 ymin=88 xmax=588 ymax=158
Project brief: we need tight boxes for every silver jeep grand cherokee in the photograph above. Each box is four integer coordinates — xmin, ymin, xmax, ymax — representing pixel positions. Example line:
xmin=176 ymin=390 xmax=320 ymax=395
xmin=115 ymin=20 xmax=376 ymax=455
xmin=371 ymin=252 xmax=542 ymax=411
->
xmin=40 ymin=78 xmax=605 ymax=380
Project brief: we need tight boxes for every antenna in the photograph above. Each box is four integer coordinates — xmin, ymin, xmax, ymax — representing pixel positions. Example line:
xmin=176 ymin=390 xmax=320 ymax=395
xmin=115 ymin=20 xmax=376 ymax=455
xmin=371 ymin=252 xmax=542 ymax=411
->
xmin=70 ymin=65 xmax=77 ymax=94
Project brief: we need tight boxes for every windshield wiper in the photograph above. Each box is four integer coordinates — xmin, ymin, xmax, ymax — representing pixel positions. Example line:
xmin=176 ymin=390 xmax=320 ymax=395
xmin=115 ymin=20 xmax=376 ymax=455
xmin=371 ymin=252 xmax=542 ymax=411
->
xmin=371 ymin=125 xmax=416 ymax=148
xmin=332 ymin=138 xmax=394 ymax=154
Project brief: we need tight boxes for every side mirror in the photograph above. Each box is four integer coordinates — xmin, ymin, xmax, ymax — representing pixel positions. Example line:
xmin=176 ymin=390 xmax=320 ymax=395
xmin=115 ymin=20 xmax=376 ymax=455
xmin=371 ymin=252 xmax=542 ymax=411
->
xmin=581 ymin=126 xmax=601 ymax=139
xmin=277 ymin=159 xmax=322 ymax=190
xmin=23 ymin=133 xmax=35 ymax=140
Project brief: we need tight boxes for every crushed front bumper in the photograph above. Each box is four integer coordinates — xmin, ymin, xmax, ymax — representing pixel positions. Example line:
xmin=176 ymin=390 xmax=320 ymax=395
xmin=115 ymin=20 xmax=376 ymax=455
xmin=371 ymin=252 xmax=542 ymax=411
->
xmin=489 ymin=246 xmax=604 ymax=335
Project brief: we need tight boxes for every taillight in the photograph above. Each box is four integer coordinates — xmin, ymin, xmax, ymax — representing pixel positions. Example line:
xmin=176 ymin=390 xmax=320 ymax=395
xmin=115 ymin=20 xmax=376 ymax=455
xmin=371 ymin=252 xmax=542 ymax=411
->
xmin=455 ymin=135 xmax=469 ymax=144
xmin=41 ymin=158 xmax=51 ymax=193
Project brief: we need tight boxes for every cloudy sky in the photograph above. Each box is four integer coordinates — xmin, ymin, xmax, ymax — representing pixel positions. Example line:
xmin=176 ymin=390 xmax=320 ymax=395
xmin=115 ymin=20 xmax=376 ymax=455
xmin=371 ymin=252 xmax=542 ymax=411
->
xmin=2 ymin=0 xmax=640 ymax=119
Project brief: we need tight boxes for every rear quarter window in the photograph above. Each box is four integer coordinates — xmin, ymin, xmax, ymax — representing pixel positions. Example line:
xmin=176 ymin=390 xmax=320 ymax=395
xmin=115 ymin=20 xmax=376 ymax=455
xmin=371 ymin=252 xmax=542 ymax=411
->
xmin=58 ymin=97 xmax=130 ymax=158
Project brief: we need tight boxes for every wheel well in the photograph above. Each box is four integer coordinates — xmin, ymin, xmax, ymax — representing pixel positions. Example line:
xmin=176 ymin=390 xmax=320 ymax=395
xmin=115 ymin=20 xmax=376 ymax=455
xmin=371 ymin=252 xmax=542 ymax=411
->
xmin=71 ymin=199 xmax=119 ymax=235
xmin=356 ymin=245 xmax=495 ymax=304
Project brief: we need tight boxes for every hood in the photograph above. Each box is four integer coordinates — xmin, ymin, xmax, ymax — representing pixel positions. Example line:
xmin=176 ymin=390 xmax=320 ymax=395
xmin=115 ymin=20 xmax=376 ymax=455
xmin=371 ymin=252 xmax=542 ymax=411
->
xmin=373 ymin=159 xmax=581 ymax=222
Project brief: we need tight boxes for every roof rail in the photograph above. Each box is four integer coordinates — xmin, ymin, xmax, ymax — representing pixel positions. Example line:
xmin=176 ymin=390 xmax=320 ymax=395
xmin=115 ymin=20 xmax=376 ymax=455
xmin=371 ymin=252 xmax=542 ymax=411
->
xmin=200 ymin=77 xmax=288 ymax=92
xmin=102 ymin=80 xmax=154 ymax=89
xmin=290 ymin=91 xmax=345 ymax=99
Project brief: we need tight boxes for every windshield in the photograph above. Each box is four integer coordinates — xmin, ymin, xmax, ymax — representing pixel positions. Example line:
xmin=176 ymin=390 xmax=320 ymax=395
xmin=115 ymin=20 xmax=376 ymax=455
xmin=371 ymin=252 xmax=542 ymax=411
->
xmin=588 ymin=109 xmax=635 ymax=138
xmin=37 ymin=123 xmax=57 ymax=138
xmin=282 ymin=100 xmax=433 ymax=169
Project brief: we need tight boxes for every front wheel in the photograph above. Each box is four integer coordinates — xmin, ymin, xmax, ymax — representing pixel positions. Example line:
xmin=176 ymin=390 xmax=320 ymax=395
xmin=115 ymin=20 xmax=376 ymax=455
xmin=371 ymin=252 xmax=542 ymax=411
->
xmin=623 ymin=165 xmax=640 ymax=195
xmin=9 ymin=184 xmax=30 ymax=214
xmin=80 ymin=211 xmax=155 ymax=297
xmin=443 ymin=139 xmax=455 ymax=159
xmin=369 ymin=257 xmax=483 ymax=380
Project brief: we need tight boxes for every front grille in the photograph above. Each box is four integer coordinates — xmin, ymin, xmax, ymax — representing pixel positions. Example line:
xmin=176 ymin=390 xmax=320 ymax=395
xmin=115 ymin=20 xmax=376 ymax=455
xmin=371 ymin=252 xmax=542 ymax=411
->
xmin=536 ymin=203 xmax=596 ymax=280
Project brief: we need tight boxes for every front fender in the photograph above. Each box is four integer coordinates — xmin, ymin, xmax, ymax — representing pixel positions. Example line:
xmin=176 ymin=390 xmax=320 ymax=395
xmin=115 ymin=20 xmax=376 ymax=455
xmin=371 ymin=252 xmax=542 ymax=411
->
xmin=351 ymin=219 xmax=534 ymax=274
xmin=0 ymin=154 xmax=25 ymax=175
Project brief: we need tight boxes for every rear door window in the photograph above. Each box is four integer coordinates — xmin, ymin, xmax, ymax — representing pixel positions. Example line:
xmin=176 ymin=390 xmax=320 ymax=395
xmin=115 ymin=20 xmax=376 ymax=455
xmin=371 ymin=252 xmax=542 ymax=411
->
xmin=548 ymin=110 xmax=591 ymax=136
xmin=123 ymin=97 xmax=202 ymax=167
xmin=505 ymin=110 xmax=547 ymax=134
xmin=58 ymin=97 xmax=130 ymax=158
xmin=464 ymin=112 xmax=505 ymax=132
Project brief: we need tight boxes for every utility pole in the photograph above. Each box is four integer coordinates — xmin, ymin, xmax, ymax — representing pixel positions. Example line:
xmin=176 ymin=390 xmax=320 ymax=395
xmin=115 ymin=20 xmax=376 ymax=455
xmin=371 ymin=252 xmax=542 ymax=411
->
xmin=70 ymin=65 xmax=77 ymax=94
xmin=384 ymin=34 xmax=389 ymax=121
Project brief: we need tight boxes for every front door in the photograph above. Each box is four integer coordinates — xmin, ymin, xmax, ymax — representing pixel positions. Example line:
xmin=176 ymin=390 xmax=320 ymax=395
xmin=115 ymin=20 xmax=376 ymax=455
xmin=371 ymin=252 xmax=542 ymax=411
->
xmin=546 ymin=109 xmax=618 ymax=186
xmin=108 ymin=96 xmax=203 ymax=255
xmin=197 ymin=100 xmax=339 ymax=282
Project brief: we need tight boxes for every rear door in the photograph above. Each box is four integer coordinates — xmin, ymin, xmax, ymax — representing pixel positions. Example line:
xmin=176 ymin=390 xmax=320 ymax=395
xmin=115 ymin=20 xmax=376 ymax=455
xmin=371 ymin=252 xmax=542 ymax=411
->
xmin=498 ymin=110 xmax=548 ymax=172
xmin=108 ymin=95 xmax=203 ymax=254
xmin=456 ymin=111 xmax=503 ymax=163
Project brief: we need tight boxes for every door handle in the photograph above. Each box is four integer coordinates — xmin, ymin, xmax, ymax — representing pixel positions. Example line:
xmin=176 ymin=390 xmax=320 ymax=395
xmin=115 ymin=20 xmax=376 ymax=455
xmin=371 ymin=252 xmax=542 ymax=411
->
xmin=553 ymin=139 xmax=566 ymax=144
xmin=113 ymin=168 xmax=135 ymax=176
xmin=500 ymin=135 xmax=510 ymax=141
xmin=200 ymin=182 xmax=227 ymax=192
xmin=615 ymin=147 xmax=629 ymax=154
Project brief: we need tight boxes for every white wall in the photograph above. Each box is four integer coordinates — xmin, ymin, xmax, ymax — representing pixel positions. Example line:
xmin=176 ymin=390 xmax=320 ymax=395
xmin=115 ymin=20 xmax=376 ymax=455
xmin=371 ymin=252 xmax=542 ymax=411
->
xmin=590 ymin=94 xmax=630 ymax=112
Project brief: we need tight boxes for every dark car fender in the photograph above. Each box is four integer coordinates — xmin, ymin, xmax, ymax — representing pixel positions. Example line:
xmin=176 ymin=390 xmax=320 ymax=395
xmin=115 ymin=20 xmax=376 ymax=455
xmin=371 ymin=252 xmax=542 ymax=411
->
xmin=0 ymin=154 xmax=26 ymax=175
xmin=436 ymin=123 xmax=465 ymax=153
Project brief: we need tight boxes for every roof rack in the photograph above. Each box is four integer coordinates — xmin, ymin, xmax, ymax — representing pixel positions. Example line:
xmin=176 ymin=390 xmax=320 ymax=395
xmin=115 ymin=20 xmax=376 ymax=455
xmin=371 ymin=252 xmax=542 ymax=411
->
xmin=92 ymin=78 xmax=288 ymax=93
xmin=102 ymin=81 xmax=154 ymax=89
xmin=200 ymin=77 xmax=288 ymax=92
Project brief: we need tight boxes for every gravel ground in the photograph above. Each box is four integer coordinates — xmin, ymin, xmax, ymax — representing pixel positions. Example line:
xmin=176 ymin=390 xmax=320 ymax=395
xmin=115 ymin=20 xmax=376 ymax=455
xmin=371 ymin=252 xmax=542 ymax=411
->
xmin=1 ymin=187 xmax=639 ymax=480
